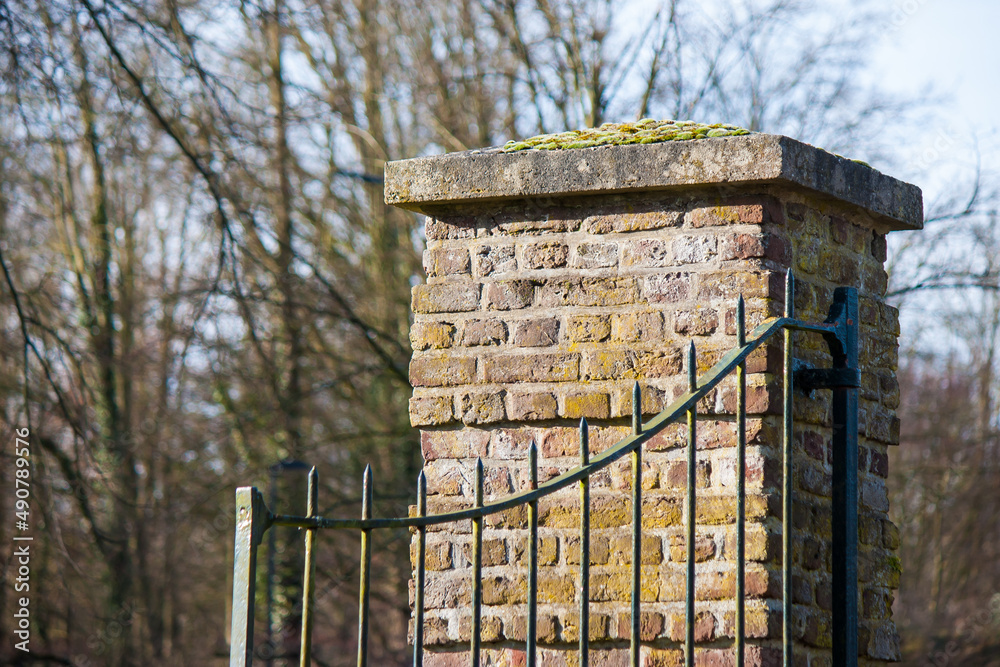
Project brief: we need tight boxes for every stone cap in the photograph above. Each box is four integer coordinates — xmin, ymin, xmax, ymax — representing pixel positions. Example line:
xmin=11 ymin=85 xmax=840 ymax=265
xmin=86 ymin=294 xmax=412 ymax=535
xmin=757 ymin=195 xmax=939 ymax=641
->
xmin=384 ymin=133 xmax=922 ymax=231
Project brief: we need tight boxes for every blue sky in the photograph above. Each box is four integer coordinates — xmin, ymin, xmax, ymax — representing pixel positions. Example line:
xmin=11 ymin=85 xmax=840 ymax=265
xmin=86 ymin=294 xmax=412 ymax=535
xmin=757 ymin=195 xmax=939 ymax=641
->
xmin=871 ymin=0 xmax=1000 ymax=197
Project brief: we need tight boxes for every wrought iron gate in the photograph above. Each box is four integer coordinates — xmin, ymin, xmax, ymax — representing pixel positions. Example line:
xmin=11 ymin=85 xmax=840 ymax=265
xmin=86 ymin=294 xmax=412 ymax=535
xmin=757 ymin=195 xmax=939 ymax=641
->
xmin=229 ymin=273 xmax=861 ymax=667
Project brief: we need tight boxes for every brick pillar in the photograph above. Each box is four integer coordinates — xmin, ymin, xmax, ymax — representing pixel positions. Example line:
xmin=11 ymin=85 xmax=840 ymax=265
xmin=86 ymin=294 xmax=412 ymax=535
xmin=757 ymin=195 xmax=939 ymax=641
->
xmin=385 ymin=132 xmax=921 ymax=666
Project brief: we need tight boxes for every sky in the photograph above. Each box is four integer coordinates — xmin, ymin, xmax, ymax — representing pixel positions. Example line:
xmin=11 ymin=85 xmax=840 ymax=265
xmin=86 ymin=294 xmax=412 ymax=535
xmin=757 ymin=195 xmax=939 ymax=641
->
xmin=870 ymin=0 xmax=1000 ymax=197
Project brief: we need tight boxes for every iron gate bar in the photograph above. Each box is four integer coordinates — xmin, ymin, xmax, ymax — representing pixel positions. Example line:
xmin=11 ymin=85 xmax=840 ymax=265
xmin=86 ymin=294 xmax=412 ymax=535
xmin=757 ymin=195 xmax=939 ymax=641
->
xmin=685 ymin=343 xmax=697 ymax=667
xmin=630 ymin=381 xmax=642 ymax=667
xmin=230 ymin=273 xmax=862 ymax=667
xmin=783 ymin=272 xmax=795 ymax=666
xmin=413 ymin=472 xmax=427 ymax=667
xmin=579 ymin=419 xmax=590 ymax=665
xmin=266 ymin=321 xmax=846 ymax=534
xmin=357 ymin=466 xmax=372 ymax=667
xmin=527 ymin=442 xmax=539 ymax=667
xmin=828 ymin=287 xmax=860 ymax=666
xmin=471 ymin=459 xmax=484 ymax=667
xmin=735 ymin=296 xmax=747 ymax=667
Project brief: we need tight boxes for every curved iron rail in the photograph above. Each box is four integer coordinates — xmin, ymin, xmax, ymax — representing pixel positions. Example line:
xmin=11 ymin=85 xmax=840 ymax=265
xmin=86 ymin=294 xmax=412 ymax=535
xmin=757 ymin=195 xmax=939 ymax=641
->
xmin=229 ymin=272 xmax=861 ymax=667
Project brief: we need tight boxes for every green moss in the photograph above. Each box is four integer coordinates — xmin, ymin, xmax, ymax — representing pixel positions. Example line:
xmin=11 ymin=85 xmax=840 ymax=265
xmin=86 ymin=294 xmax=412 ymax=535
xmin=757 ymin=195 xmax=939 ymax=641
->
xmin=501 ymin=119 xmax=752 ymax=153
xmin=887 ymin=554 xmax=903 ymax=575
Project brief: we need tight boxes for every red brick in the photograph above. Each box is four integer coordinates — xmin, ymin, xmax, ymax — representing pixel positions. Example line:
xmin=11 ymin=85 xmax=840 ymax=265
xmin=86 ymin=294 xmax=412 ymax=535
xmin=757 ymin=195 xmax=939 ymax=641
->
xmin=538 ymin=277 xmax=638 ymax=307
xmin=506 ymin=391 xmax=558 ymax=421
xmin=672 ymin=235 xmax=717 ymax=264
xmin=512 ymin=318 xmax=560 ymax=347
xmin=674 ymin=308 xmax=719 ymax=335
xmin=458 ymin=390 xmax=506 ymax=424
xmin=622 ymin=238 xmax=671 ymax=267
xmin=475 ymin=244 xmax=516 ymax=275
xmin=566 ymin=315 xmax=611 ymax=342
xmin=584 ymin=209 xmax=683 ymax=233
xmin=412 ymin=282 xmax=480 ymax=313
xmin=409 ymin=396 xmax=454 ymax=427
xmin=483 ymin=353 xmax=580 ymax=383
xmin=561 ymin=391 xmax=611 ymax=419
xmin=583 ymin=349 xmax=682 ymax=380
xmin=642 ymin=273 xmax=690 ymax=304
xmin=484 ymin=280 xmax=534 ymax=310
xmin=460 ymin=318 xmax=507 ymax=346
xmin=423 ymin=247 xmax=470 ymax=276
xmin=523 ymin=241 xmax=569 ymax=269
xmin=409 ymin=356 xmax=476 ymax=387
xmin=573 ymin=242 xmax=619 ymax=268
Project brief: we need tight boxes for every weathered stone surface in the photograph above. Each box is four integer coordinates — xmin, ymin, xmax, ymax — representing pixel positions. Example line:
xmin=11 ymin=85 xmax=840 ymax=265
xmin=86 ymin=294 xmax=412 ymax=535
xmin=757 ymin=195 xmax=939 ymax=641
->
xmin=483 ymin=352 xmax=580 ymax=383
xmin=506 ymin=391 xmax=558 ymax=421
xmin=523 ymin=241 xmax=569 ymax=269
xmin=476 ymin=244 xmax=517 ymax=275
xmin=538 ymin=277 xmax=638 ymax=307
xmin=458 ymin=390 xmax=506 ymax=425
xmin=483 ymin=279 xmax=534 ymax=310
xmin=566 ymin=314 xmax=611 ymax=342
xmin=511 ymin=317 xmax=560 ymax=347
xmin=412 ymin=282 xmax=480 ymax=313
xmin=409 ymin=356 xmax=476 ymax=387
xmin=423 ymin=247 xmax=470 ymax=276
xmin=410 ymin=321 xmax=455 ymax=350
xmin=561 ymin=391 xmax=610 ymax=419
xmin=385 ymin=134 xmax=922 ymax=231
xmin=572 ymin=242 xmax=618 ymax=268
xmin=460 ymin=318 xmax=507 ymax=346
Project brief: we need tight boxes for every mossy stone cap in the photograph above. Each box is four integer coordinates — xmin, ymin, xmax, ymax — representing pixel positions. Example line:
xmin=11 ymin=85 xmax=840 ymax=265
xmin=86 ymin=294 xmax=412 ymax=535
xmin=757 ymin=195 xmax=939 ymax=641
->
xmin=384 ymin=121 xmax=922 ymax=232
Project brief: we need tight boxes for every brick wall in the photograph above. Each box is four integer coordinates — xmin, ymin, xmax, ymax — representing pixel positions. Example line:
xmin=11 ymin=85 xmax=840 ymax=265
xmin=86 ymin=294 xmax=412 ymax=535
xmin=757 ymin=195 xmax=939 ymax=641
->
xmin=387 ymin=135 xmax=921 ymax=667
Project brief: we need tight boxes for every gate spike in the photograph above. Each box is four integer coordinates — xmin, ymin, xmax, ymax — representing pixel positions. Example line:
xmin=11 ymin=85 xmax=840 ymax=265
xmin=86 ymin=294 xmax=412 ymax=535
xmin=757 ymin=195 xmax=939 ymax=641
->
xmin=687 ymin=341 xmax=697 ymax=392
xmin=632 ymin=381 xmax=642 ymax=436
xmin=785 ymin=269 xmax=795 ymax=318
xmin=737 ymin=295 xmax=746 ymax=347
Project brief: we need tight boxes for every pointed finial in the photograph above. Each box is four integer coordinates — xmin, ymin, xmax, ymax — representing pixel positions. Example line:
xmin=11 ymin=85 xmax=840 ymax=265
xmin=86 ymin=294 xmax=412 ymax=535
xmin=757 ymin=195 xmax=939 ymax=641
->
xmin=579 ymin=417 xmax=589 ymax=465
xmin=785 ymin=269 xmax=794 ymax=318
xmin=688 ymin=341 xmax=697 ymax=391
xmin=528 ymin=440 xmax=538 ymax=489
xmin=362 ymin=464 xmax=373 ymax=519
xmin=474 ymin=457 xmax=484 ymax=506
xmin=737 ymin=295 xmax=746 ymax=347
xmin=416 ymin=470 xmax=427 ymax=515
xmin=632 ymin=381 xmax=642 ymax=435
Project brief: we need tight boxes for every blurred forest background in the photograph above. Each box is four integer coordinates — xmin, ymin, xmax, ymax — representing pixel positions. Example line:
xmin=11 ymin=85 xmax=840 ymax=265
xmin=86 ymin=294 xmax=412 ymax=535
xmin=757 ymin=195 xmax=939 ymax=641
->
xmin=0 ymin=0 xmax=998 ymax=665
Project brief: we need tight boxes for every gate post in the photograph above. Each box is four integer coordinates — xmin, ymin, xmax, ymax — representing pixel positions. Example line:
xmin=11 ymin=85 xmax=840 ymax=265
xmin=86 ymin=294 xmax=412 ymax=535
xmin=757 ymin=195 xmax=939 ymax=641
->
xmin=830 ymin=288 xmax=860 ymax=666
xmin=386 ymin=128 xmax=921 ymax=665
xmin=231 ymin=486 xmax=267 ymax=667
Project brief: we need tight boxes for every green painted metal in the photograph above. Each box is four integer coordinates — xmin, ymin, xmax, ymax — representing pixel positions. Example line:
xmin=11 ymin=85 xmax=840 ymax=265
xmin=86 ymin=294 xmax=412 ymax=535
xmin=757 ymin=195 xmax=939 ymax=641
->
xmin=228 ymin=279 xmax=863 ymax=667
xmin=630 ymin=382 xmax=642 ymax=667
xmin=358 ymin=465 xmax=373 ymax=667
xmin=579 ymin=418 xmax=590 ymax=666
xmin=685 ymin=342 xmax=697 ymax=667
xmin=413 ymin=471 xmax=427 ymax=667
xmin=783 ymin=272 xmax=795 ymax=667
xmin=735 ymin=296 xmax=747 ymax=667
xmin=471 ymin=459 xmax=484 ymax=667
xmin=527 ymin=442 xmax=539 ymax=667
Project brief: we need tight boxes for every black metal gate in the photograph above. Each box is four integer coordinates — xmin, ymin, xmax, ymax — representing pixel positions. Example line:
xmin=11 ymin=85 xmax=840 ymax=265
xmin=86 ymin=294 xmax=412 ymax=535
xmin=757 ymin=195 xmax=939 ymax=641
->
xmin=229 ymin=272 xmax=861 ymax=667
